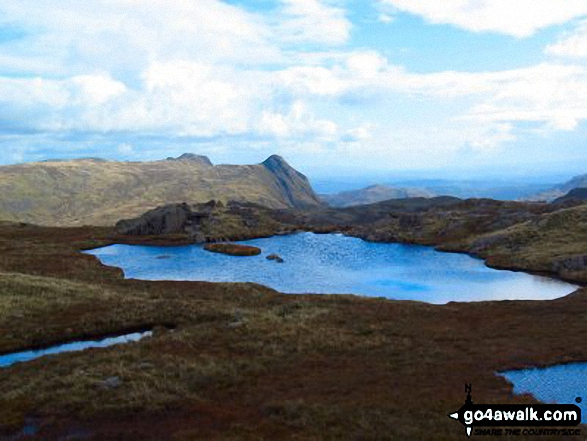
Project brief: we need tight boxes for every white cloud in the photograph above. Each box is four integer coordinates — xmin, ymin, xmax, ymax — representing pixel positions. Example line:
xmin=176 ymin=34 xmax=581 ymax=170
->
xmin=460 ymin=64 xmax=587 ymax=130
xmin=71 ymin=75 xmax=127 ymax=106
xmin=0 ymin=0 xmax=292 ymax=81
xmin=378 ymin=13 xmax=395 ymax=24
xmin=379 ymin=0 xmax=587 ymax=37
xmin=117 ymin=143 xmax=134 ymax=154
xmin=0 ymin=0 xmax=353 ymax=141
xmin=346 ymin=52 xmax=387 ymax=79
xmin=0 ymin=74 xmax=127 ymax=131
xmin=282 ymin=49 xmax=587 ymax=131
xmin=278 ymin=0 xmax=351 ymax=45
xmin=278 ymin=66 xmax=348 ymax=96
xmin=2 ymin=0 xmax=587 ymax=170
xmin=342 ymin=124 xmax=375 ymax=142
xmin=546 ymin=20 xmax=587 ymax=58
xmin=258 ymin=100 xmax=338 ymax=140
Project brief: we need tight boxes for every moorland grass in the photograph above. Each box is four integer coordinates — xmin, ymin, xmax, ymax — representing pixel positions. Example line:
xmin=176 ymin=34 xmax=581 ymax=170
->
xmin=0 ymin=222 xmax=586 ymax=440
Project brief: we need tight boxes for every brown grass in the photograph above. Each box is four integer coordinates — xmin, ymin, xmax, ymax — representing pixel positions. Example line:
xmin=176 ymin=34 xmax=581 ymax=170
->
xmin=0 ymin=222 xmax=586 ymax=440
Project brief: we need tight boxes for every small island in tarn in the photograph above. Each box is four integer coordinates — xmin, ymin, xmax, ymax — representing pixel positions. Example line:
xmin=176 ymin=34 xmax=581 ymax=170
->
xmin=203 ymin=243 xmax=262 ymax=256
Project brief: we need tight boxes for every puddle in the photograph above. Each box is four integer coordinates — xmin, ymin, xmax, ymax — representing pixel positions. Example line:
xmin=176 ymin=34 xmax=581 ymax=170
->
xmin=0 ymin=331 xmax=152 ymax=368
xmin=499 ymin=363 xmax=587 ymax=423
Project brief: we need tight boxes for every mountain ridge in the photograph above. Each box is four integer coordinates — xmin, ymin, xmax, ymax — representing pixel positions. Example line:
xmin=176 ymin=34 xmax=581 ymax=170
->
xmin=0 ymin=154 xmax=321 ymax=226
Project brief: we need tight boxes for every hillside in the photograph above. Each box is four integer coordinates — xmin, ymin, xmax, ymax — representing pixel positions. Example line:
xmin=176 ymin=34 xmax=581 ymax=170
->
xmin=321 ymin=184 xmax=433 ymax=207
xmin=529 ymin=172 xmax=587 ymax=201
xmin=0 ymin=154 xmax=321 ymax=226
xmin=460 ymin=204 xmax=587 ymax=283
xmin=552 ymin=188 xmax=587 ymax=205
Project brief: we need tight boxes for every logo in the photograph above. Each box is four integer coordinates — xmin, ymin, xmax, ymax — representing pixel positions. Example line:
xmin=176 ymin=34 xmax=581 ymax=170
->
xmin=448 ymin=384 xmax=582 ymax=437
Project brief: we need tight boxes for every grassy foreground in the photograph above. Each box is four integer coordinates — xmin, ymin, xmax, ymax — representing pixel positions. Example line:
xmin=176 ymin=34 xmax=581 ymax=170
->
xmin=0 ymin=222 xmax=586 ymax=440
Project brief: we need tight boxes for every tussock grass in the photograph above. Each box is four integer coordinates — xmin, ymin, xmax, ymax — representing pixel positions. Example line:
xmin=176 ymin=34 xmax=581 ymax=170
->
xmin=0 ymin=221 xmax=586 ymax=439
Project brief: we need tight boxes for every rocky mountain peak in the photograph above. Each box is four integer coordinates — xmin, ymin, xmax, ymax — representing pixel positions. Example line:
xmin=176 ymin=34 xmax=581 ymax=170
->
xmin=261 ymin=155 xmax=321 ymax=208
xmin=261 ymin=155 xmax=292 ymax=172
xmin=168 ymin=153 xmax=213 ymax=166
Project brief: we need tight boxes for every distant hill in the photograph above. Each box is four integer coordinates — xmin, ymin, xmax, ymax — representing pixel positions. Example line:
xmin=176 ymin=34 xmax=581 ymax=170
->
xmin=321 ymin=184 xmax=434 ymax=207
xmin=529 ymin=172 xmax=587 ymax=202
xmin=0 ymin=154 xmax=321 ymax=226
xmin=315 ymin=179 xmax=553 ymax=201
xmin=552 ymin=188 xmax=587 ymax=205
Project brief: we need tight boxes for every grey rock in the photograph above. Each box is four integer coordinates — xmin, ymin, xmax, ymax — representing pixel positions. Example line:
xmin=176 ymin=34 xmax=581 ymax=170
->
xmin=116 ymin=201 xmax=220 ymax=238
xmin=98 ymin=376 xmax=121 ymax=389
xmin=116 ymin=203 xmax=193 ymax=236
xmin=266 ymin=253 xmax=284 ymax=263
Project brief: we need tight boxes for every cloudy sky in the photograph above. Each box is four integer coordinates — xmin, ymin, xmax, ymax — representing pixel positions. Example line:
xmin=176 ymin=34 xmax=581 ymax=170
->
xmin=1 ymin=0 xmax=587 ymax=179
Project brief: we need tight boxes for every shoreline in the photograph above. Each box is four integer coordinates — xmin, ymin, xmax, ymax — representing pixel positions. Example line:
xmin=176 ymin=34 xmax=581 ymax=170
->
xmin=94 ymin=228 xmax=586 ymax=290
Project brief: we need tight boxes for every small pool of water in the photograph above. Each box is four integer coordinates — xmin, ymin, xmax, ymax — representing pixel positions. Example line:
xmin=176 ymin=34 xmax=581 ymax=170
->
xmin=500 ymin=363 xmax=587 ymax=423
xmin=85 ymin=233 xmax=577 ymax=304
xmin=0 ymin=331 xmax=152 ymax=368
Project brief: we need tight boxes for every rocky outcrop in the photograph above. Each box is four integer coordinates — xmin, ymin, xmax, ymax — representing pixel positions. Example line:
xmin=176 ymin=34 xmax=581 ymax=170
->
xmin=116 ymin=203 xmax=192 ymax=236
xmin=116 ymin=201 xmax=225 ymax=242
xmin=166 ymin=153 xmax=213 ymax=166
xmin=115 ymin=201 xmax=222 ymax=238
xmin=115 ymin=200 xmax=292 ymax=243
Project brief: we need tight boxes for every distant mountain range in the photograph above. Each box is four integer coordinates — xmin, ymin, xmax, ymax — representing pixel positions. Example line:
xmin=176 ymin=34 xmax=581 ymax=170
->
xmin=315 ymin=178 xmax=556 ymax=202
xmin=0 ymin=154 xmax=321 ymax=226
xmin=528 ymin=172 xmax=587 ymax=202
xmin=321 ymin=184 xmax=434 ymax=207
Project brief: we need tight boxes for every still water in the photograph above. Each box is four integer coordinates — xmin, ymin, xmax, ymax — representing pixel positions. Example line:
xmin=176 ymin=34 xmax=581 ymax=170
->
xmin=0 ymin=331 xmax=152 ymax=368
xmin=86 ymin=233 xmax=577 ymax=304
xmin=500 ymin=364 xmax=587 ymax=423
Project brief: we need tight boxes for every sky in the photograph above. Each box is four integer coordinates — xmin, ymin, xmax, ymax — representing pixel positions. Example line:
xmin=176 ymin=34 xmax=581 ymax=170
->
xmin=1 ymin=0 xmax=587 ymax=180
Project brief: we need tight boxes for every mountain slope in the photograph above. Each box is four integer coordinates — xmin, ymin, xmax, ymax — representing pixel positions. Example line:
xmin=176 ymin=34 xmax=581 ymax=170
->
xmin=529 ymin=172 xmax=587 ymax=201
xmin=0 ymin=154 xmax=321 ymax=226
xmin=551 ymin=188 xmax=587 ymax=205
xmin=321 ymin=184 xmax=434 ymax=207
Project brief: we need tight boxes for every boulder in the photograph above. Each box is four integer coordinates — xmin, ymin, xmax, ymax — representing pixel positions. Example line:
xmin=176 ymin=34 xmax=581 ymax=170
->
xmin=266 ymin=253 xmax=284 ymax=263
xmin=116 ymin=203 xmax=193 ymax=236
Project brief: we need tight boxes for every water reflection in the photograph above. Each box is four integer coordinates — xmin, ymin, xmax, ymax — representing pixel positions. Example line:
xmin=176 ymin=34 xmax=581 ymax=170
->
xmin=0 ymin=331 xmax=152 ymax=368
xmin=86 ymin=233 xmax=577 ymax=304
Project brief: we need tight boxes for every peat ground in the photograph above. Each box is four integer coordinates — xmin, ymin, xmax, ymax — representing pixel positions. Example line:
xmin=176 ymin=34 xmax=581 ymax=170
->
xmin=0 ymin=222 xmax=586 ymax=440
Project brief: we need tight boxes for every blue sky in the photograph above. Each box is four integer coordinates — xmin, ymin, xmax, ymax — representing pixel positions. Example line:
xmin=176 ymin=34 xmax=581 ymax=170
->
xmin=1 ymin=0 xmax=587 ymax=180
